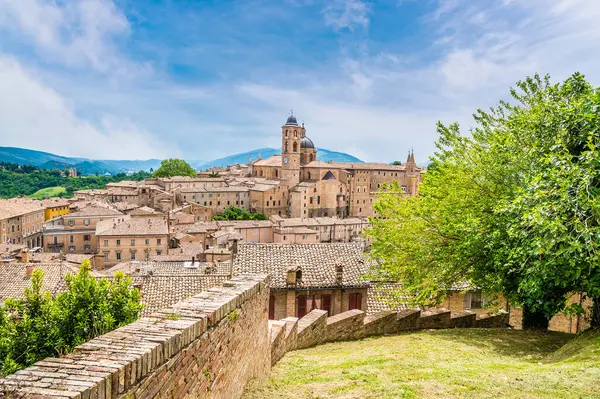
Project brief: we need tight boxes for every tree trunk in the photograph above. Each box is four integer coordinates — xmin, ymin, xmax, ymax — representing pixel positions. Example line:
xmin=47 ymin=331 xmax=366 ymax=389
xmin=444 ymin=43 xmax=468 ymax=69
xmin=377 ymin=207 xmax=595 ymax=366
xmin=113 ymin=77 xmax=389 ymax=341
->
xmin=591 ymin=297 xmax=600 ymax=328
xmin=523 ymin=305 xmax=549 ymax=329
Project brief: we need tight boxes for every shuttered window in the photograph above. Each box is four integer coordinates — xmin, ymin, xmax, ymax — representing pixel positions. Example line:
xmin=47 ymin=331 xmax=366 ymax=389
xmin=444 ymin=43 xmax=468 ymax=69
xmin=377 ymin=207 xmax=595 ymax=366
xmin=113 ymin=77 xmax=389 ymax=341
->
xmin=349 ymin=293 xmax=362 ymax=311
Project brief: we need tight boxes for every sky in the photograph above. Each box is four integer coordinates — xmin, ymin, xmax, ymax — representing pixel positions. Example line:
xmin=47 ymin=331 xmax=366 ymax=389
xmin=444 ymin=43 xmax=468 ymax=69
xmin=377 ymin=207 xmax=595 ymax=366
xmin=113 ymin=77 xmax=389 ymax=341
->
xmin=1 ymin=0 xmax=600 ymax=163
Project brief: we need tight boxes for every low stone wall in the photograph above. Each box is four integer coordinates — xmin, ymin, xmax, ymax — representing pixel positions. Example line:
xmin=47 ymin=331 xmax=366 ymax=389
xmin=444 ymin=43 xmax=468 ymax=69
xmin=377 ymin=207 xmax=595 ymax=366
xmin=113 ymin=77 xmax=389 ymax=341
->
xmin=270 ymin=308 xmax=509 ymax=364
xmin=0 ymin=275 xmax=270 ymax=399
xmin=0 ymin=279 xmax=509 ymax=399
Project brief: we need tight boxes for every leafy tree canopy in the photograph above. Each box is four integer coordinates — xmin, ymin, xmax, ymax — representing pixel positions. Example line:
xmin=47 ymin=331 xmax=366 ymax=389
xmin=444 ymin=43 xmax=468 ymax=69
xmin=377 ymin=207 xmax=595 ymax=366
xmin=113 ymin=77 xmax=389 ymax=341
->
xmin=212 ymin=206 xmax=266 ymax=221
xmin=367 ymin=73 xmax=600 ymax=327
xmin=0 ymin=260 xmax=143 ymax=376
xmin=152 ymin=159 xmax=197 ymax=178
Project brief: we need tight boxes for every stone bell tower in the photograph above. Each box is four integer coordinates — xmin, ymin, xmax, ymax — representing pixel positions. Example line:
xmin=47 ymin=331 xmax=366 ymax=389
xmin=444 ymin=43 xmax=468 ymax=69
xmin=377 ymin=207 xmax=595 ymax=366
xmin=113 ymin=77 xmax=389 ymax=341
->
xmin=281 ymin=112 xmax=301 ymax=186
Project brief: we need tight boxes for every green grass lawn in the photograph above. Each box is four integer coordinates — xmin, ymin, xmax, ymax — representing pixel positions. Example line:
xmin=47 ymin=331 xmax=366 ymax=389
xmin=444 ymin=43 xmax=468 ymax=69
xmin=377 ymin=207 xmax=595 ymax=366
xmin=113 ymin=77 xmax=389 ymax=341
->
xmin=28 ymin=186 xmax=66 ymax=199
xmin=243 ymin=329 xmax=600 ymax=399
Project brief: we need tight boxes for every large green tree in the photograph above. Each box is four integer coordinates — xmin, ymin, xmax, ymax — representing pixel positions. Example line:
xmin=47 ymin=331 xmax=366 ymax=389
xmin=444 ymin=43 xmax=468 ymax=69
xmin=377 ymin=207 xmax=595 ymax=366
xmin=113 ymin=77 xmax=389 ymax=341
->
xmin=367 ymin=73 xmax=600 ymax=328
xmin=152 ymin=158 xmax=197 ymax=178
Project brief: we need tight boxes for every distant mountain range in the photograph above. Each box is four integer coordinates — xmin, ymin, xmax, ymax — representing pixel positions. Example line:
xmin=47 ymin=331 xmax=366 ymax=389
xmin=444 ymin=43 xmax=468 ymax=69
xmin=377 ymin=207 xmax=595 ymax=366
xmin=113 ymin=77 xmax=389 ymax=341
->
xmin=0 ymin=146 xmax=363 ymax=175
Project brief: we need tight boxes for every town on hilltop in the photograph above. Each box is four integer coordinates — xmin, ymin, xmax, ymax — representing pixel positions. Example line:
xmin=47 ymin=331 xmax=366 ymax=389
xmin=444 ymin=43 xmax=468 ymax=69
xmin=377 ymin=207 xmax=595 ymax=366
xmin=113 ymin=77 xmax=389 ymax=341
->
xmin=0 ymin=114 xmax=582 ymax=333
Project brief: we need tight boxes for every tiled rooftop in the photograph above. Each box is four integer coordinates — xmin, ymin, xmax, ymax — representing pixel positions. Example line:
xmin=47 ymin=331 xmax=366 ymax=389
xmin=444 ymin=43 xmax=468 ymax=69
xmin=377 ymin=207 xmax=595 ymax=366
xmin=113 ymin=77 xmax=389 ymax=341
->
xmin=96 ymin=216 xmax=168 ymax=236
xmin=366 ymin=283 xmax=411 ymax=315
xmin=233 ymin=243 xmax=371 ymax=289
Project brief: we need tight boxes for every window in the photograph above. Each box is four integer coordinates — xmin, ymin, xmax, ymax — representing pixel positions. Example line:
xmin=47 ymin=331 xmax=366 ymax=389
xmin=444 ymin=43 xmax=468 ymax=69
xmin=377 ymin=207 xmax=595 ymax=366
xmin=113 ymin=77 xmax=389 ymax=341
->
xmin=130 ymin=251 xmax=136 ymax=260
xmin=83 ymin=235 xmax=91 ymax=241
xmin=157 ymin=238 xmax=161 ymax=245
xmin=293 ymin=142 xmax=297 ymax=152
xmin=145 ymin=239 xmax=150 ymax=245
xmin=104 ymin=240 xmax=108 ymax=246
xmin=68 ymin=245 xmax=75 ymax=252
xmin=68 ymin=220 xmax=74 ymax=226
xmin=104 ymin=252 xmax=109 ymax=261
xmin=131 ymin=239 xmax=136 ymax=246
xmin=69 ymin=235 xmax=74 ymax=243
xmin=156 ymin=250 xmax=162 ymax=256
xmin=53 ymin=237 xmax=58 ymax=244
xmin=297 ymin=294 xmax=332 ymax=318
xmin=116 ymin=252 xmax=121 ymax=260
xmin=84 ymin=219 xmax=90 ymax=226
xmin=268 ymin=294 xmax=276 ymax=319
xmin=116 ymin=239 xmax=121 ymax=246
xmin=467 ymin=292 xmax=484 ymax=309
xmin=349 ymin=293 xmax=363 ymax=310
xmin=283 ymin=235 xmax=286 ymax=241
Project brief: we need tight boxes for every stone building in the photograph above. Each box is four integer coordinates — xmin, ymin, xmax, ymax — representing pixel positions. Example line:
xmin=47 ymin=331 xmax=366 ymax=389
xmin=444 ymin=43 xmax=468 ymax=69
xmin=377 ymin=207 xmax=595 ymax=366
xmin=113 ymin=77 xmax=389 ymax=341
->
xmin=96 ymin=216 xmax=169 ymax=266
xmin=0 ymin=198 xmax=46 ymax=248
xmin=233 ymin=243 xmax=370 ymax=319
xmin=250 ymin=113 xmax=423 ymax=218
xmin=43 ymin=205 xmax=123 ymax=254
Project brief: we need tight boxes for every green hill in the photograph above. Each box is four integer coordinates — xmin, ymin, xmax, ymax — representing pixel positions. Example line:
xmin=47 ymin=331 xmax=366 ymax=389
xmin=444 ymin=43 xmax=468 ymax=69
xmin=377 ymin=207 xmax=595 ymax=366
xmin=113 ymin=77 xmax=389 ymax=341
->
xmin=29 ymin=186 xmax=66 ymax=199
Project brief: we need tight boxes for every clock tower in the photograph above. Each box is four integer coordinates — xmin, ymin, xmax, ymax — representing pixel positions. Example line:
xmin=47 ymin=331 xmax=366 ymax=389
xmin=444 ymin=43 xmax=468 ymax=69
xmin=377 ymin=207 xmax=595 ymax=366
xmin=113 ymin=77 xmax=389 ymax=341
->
xmin=281 ymin=112 xmax=302 ymax=186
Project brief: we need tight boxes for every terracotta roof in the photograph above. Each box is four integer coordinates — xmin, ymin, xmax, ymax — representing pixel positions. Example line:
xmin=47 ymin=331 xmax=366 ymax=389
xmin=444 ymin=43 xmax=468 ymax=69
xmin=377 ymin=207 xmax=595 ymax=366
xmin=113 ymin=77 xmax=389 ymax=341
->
xmin=253 ymin=155 xmax=282 ymax=167
xmin=0 ymin=263 xmax=71 ymax=301
xmin=68 ymin=206 xmax=123 ymax=217
xmin=274 ymin=227 xmax=317 ymax=235
xmin=366 ymin=283 xmax=410 ymax=315
xmin=128 ymin=206 xmax=158 ymax=216
xmin=178 ymin=186 xmax=248 ymax=193
xmin=233 ymin=243 xmax=370 ymax=289
xmin=132 ymin=275 xmax=228 ymax=315
xmin=0 ymin=198 xmax=45 ymax=220
xmin=96 ymin=216 xmax=168 ymax=236
xmin=39 ymin=198 xmax=71 ymax=208
xmin=187 ymin=222 xmax=220 ymax=233
xmin=109 ymin=260 xmax=231 ymax=277
xmin=303 ymin=161 xmax=420 ymax=172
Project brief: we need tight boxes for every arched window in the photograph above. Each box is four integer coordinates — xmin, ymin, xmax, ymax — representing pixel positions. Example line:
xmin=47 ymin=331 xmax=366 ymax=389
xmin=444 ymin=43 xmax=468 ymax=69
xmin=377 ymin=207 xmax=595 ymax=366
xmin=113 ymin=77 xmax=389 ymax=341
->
xmin=275 ymin=169 xmax=278 ymax=178
xmin=308 ymin=171 xmax=311 ymax=180
xmin=285 ymin=129 xmax=289 ymax=138
xmin=293 ymin=142 xmax=297 ymax=152
xmin=294 ymin=130 xmax=298 ymax=138
xmin=285 ymin=142 xmax=289 ymax=152
xmin=309 ymin=153 xmax=314 ymax=162
xmin=300 ymin=154 xmax=305 ymax=164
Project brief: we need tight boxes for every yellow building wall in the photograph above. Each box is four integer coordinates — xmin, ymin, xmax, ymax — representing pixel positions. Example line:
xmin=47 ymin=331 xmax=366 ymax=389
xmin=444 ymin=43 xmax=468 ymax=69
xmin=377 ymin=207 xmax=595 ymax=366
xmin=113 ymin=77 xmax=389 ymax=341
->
xmin=45 ymin=205 xmax=70 ymax=221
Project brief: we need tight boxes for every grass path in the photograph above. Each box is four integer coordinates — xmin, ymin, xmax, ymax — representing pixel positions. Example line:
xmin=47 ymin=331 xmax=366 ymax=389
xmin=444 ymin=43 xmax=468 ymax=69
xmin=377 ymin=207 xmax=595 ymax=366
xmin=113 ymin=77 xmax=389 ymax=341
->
xmin=243 ymin=329 xmax=600 ymax=399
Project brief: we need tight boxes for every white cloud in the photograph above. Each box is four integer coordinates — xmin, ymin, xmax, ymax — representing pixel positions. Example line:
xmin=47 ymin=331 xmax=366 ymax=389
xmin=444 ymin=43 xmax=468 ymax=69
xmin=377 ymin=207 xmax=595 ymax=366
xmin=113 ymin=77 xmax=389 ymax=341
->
xmin=0 ymin=0 xmax=137 ymax=74
xmin=0 ymin=56 xmax=175 ymax=159
xmin=323 ymin=0 xmax=370 ymax=31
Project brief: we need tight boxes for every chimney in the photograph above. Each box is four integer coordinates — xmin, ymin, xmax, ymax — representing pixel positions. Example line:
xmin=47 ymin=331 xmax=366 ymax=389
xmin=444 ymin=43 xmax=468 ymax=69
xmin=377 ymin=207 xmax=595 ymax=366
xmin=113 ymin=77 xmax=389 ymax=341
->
xmin=20 ymin=248 xmax=30 ymax=264
xmin=26 ymin=264 xmax=35 ymax=278
xmin=191 ymin=255 xmax=195 ymax=265
xmin=335 ymin=263 xmax=344 ymax=285
xmin=286 ymin=267 xmax=296 ymax=285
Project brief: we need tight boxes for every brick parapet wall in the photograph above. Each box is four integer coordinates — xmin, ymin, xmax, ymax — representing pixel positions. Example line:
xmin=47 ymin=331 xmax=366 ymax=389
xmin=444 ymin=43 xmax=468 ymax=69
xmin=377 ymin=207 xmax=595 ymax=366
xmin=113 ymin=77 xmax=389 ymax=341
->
xmin=0 ymin=277 xmax=510 ymax=399
xmin=0 ymin=275 xmax=270 ymax=399
xmin=269 ymin=308 xmax=509 ymax=364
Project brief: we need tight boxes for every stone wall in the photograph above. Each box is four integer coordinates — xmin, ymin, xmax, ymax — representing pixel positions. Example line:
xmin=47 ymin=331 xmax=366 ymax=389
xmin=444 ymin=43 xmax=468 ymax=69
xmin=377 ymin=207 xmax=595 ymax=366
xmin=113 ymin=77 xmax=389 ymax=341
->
xmin=0 ymin=278 xmax=510 ymax=399
xmin=269 ymin=307 xmax=509 ymax=363
xmin=0 ymin=275 xmax=270 ymax=399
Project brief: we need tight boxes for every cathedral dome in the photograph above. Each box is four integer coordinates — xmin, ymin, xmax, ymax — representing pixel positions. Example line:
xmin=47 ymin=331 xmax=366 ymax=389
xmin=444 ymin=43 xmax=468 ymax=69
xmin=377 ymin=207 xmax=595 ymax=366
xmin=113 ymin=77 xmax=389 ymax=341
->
xmin=285 ymin=114 xmax=298 ymax=126
xmin=300 ymin=136 xmax=315 ymax=149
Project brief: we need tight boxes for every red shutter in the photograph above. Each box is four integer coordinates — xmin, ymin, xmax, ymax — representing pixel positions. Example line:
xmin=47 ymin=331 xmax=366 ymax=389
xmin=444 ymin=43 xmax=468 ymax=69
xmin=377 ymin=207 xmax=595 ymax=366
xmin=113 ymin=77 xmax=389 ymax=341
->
xmin=269 ymin=294 xmax=275 ymax=320
xmin=321 ymin=295 xmax=332 ymax=316
xmin=349 ymin=293 xmax=362 ymax=311
xmin=297 ymin=295 xmax=307 ymax=318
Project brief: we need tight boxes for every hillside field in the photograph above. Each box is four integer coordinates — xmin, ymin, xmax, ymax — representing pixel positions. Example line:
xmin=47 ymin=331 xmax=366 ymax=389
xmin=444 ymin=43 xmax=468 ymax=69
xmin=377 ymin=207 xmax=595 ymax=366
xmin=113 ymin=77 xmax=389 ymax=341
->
xmin=28 ymin=186 xmax=66 ymax=199
xmin=243 ymin=329 xmax=600 ymax=399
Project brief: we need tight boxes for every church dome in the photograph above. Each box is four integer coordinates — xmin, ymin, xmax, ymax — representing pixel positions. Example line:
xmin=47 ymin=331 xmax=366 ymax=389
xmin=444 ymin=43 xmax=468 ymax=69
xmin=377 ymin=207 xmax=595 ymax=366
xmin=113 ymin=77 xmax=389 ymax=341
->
xmin=300 ymin=136 xmax=315 ymax=149
xmin=285 ymin=114 xmax=298 ymax=126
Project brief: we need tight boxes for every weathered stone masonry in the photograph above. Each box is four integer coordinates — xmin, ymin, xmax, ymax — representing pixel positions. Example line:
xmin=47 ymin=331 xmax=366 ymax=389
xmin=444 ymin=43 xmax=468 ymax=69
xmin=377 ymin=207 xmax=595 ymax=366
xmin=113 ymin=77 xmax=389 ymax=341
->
xmin=0 ymin=275 xmax=271 ymax=399
xmin=0 ymin=276 xmax=508 ymax=399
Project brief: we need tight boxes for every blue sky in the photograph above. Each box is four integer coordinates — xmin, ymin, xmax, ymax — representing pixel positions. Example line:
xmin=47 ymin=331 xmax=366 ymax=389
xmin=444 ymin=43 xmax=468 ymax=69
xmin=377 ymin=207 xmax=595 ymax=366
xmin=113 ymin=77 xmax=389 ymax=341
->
xmin=1 ymin=0 xmax=600 ymax=163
